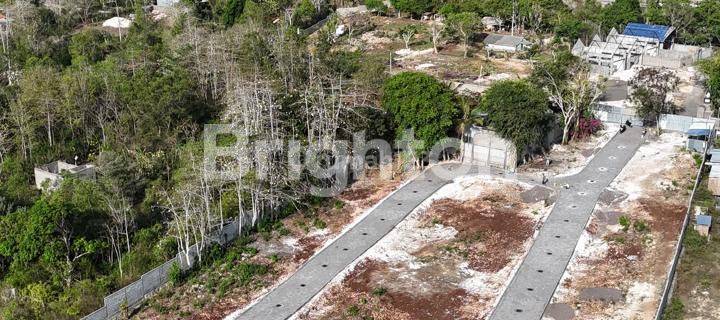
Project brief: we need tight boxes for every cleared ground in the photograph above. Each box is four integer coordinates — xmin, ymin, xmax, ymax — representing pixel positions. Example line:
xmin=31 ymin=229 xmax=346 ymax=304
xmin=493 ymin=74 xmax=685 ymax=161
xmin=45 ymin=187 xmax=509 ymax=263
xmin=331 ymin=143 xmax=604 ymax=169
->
xmin=294 ymin=176 xmax=555 ymax=320
xmin=134 ymin=168 xmax=411 ymax=319
xmin=547 ymin=132 xmax=695 ymax=320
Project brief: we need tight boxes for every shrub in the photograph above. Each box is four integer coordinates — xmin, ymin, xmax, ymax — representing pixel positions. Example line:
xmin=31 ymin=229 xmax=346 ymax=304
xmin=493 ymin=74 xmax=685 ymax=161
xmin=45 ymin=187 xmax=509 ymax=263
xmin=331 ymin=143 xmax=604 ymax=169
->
xmin=218 ymin=278 xmax=233 ymax=297
xmin=312 ymin=217 xmax=327 ymax=229
xmin=619 ymin=215 xmax=631 ymax=232
xmin=633 ymin=220 xmax=649 ymax=233
xmin=364 ymin=0 xmax=388 ymax=14
xmin=230 ymin=263 xmax=268 ymax=288
xmin=168 ymin=261 xmax=183 ymax=286
xmin=347 ymin=304 xmax=360 ymax=316
xmin=662 ymin=297 xmax=684 ymax=320
xmin=684 ymin=228 xmax=707 ymax=251
xmin=372 ymin=286 xmax=387 ymax=296
xmin=693 ymin=153 xmax=703 ymax=168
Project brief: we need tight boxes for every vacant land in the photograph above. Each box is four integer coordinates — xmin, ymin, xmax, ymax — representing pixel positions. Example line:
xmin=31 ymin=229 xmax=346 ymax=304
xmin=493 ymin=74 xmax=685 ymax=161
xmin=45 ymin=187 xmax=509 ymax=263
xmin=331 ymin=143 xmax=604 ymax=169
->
xmin=336 ymin=13 xmax=533 ymax=84
xmin=295 ymin=175 xmax=554 ymax=320
xmin=134 ymin=168 xmax=411 ymax=319
xmin=548 ymin=132 xmax=695 ymax=320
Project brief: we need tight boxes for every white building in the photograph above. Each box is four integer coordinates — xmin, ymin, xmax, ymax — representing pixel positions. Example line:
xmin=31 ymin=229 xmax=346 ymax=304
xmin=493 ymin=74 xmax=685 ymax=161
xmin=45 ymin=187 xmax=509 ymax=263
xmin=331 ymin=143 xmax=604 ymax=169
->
xmin=34 ymin=161 xmax=96 ymax=191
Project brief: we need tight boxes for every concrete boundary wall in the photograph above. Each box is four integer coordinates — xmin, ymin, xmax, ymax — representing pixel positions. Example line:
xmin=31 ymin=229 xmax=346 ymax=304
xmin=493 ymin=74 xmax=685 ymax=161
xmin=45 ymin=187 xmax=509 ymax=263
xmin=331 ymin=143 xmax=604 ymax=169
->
xmin=81 ymin=219 xmax=244 ymax=320
xmin=659 ymin=114 xmax=717 ymax=133
xmin=654 ymin=140 xmax=709 ymax=319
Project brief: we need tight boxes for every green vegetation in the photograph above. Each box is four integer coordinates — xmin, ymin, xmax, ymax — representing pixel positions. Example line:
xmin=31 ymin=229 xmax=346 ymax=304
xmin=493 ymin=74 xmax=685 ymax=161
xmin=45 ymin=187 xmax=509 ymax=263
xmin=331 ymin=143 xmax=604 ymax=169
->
xmin=390 ymin=0 xmax=436 ymax=17
xmin=0 ymin=0 xmax=716 ymax=318
xmin=381 ymin=72 xmax=459 ymax=158
xmin=669 ymin=169 xmax=720 ymax=319
xmin=480 ymin=80 xmax=552 ymax=157
xmin=662 ymin=297 xmax=685 ymax=320
xmin=700 ymin=53 xmax=720 ymax=116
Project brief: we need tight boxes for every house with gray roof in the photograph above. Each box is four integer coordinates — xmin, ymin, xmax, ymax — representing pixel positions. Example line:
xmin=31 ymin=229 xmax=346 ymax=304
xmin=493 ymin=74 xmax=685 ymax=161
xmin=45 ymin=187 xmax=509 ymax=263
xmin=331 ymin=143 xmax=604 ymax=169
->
xmin=483 ymin=34 xmax=531 ymax=54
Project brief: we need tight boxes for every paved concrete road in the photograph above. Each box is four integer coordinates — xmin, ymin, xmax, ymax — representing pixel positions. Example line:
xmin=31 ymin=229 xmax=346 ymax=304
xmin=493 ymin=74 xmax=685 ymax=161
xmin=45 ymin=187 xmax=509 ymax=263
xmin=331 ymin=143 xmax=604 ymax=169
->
xmin=231 ymin=163 xmax=496 ymax=320
xmin=489 ymin=127 xmax=644 ymax=320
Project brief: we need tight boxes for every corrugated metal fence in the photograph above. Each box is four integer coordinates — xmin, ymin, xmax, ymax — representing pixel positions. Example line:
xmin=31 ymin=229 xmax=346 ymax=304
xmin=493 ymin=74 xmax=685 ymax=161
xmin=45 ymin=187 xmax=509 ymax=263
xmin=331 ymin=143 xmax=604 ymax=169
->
xmin=82 ymin=219 xmax=243 ymax=320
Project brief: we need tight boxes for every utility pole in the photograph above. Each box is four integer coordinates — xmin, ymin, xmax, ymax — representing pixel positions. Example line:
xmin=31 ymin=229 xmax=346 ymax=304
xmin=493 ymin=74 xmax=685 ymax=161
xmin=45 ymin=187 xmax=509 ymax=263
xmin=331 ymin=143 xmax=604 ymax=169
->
xmin=511 ymin=0 xmax=518 ymax=36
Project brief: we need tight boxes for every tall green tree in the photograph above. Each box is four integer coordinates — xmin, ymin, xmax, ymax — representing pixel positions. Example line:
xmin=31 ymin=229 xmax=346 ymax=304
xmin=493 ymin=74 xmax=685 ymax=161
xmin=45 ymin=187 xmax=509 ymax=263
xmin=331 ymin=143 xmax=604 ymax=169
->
xmin=382 ymin=72 xmax=458 ymax=158
xmin=630 ymin=67 xmax=680 ymax=132
xmin=600 ymin=0 xmax=642 ymax=31
xmin=532 ymin=50 xmax=603 ymax=144
xmin=481 ymin=80 xmax=553 ymax=156
xmin=446 ymin=12 xmax=479 ymax=58
xmin=390 ymin=0 xmax=436 ymax=18
xmin=700 ymin=53 xmax=720 ymax=116
xmin=222 ymin=0 xmax=245 ymax=27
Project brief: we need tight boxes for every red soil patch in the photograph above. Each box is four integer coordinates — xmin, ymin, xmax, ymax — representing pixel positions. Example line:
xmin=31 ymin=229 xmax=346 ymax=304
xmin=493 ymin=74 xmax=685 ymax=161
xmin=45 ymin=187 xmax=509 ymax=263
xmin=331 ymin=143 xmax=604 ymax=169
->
xmin=340 ymin=184 xmax=378 ymax=201
xmin=343 ymin=260 xmax=472 ymax=320
xmin=605 ymin=237 xmax=644 ymax=261
xmin=422 ymin=191 xmax=534 ymax=272
xmin=640 ymin=198 xmax=687 ymax=240
xmin=292 ymin=236 xmax=322 ymax=262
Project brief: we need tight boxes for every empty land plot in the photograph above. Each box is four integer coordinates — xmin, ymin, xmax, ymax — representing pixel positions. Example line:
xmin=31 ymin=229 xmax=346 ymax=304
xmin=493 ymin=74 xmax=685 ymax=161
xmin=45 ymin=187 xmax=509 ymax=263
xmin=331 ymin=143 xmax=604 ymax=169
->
xmin=547 ymin=132 xmax=695 ymax=320
xmin=295 ymin=175 xmax=555 ymax=320
xmin=134 ymin=168 xmax=410 ymax=320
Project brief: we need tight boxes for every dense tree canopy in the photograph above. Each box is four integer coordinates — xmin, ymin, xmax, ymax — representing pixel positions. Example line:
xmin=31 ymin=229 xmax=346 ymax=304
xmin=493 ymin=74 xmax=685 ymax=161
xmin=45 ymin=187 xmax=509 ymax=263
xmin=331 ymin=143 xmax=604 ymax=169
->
xmin=700 ymin=53 xmax=720 ymax=115
xmin=481 ymin=80 xmax=553 ymax=154
xmin=382 ymin=72 xmax=459 ymax=155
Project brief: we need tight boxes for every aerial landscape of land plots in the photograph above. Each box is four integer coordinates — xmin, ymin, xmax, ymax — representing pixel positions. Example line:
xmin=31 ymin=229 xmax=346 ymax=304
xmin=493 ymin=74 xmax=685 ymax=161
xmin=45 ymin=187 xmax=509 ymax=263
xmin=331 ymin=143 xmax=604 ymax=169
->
xmin=4 ymin=0 xmax=720 ymax=319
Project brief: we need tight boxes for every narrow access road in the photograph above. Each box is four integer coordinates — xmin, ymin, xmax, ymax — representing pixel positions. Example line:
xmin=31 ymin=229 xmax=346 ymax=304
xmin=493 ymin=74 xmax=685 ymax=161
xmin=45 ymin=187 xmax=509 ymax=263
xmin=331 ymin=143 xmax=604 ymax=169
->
xmin=489 ymin=127 xmax=644 ymax=320
xmin=230 ymin=163 xmax=494 ymax=320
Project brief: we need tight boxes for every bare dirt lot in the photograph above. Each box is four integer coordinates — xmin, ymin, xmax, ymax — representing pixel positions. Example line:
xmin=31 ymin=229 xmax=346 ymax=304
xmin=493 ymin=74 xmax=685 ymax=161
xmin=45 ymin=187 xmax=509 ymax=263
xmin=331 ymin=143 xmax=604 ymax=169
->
xmin=295 ymin=175 xmax=555 ymax=320
xmin=134 ymin=167 xmax=412 ymax=320
xmin=547 ymin=132 xmax=696 ymax=320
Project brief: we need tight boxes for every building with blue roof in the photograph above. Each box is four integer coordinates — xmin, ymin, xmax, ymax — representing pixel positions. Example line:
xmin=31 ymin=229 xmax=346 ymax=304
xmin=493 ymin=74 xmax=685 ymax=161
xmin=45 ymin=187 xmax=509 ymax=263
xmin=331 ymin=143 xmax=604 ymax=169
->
xmin=686 ymin=121 xmax=715 ymax=153
xmin=623 ymin=23 xmax=676 ymax=48
xmin=695 ymin=214 xmax=713 ymax=237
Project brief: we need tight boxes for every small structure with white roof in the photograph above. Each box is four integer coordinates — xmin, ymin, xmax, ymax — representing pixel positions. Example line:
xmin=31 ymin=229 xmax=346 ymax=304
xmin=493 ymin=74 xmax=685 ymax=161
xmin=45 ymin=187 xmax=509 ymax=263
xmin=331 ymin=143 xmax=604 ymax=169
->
xmin=102 ymin=16 xmax=132 ymax=29
xmin=156 ymin=0 xmax=181 ymax=6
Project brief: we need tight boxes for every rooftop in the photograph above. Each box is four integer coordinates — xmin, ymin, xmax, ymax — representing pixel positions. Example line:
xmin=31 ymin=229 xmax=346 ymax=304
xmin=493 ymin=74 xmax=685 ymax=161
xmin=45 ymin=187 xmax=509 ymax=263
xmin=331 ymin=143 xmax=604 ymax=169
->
xmin=483 ymin=34 xmax=530 ymax=47
xmin=622 ymin=23 xmax=675 ymax=43
xmin=697 ymin=215 xmax=712 ymax=226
